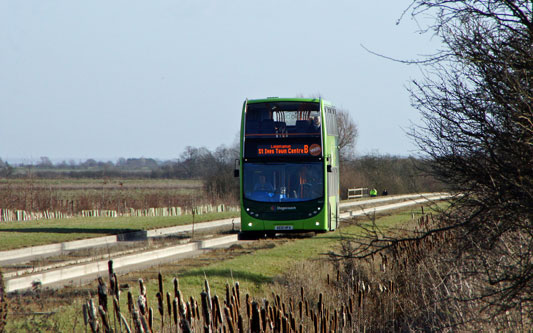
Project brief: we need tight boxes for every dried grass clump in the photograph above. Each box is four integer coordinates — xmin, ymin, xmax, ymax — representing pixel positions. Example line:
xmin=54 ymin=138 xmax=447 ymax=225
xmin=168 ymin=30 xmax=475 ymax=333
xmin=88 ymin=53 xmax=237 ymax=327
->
xmin=272 ymin=255 xmax=399 ymax=332
xmin=84 ymin=260 xmax=365 ymax=332
xmin=331 ymin=213 xmax=532 ymax=332
xmin=0 ymin=268 xmax=7 ymax=333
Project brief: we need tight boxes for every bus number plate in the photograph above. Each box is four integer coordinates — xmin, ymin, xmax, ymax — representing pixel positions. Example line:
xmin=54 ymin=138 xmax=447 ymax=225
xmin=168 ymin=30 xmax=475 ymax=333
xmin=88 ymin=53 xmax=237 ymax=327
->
xmin=275 ymin=225 xmax=293 ymax=231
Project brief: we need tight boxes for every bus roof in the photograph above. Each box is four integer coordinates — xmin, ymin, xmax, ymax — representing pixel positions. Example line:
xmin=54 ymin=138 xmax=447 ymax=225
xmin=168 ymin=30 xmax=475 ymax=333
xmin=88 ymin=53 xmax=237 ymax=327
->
xmin=246 ymin=97 xmax=332 ymax=105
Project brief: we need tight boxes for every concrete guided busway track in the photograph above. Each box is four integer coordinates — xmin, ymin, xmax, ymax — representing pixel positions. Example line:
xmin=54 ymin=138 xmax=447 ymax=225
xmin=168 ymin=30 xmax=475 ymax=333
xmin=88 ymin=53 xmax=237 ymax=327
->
xmin=3 ymin=192 xmax=452 ymax=293
xmin=0 ymin=218 xmax=240 ymax=266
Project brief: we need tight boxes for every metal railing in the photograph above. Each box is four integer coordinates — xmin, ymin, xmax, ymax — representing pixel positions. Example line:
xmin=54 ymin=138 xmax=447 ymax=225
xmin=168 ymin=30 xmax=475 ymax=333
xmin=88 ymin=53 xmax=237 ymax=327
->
xmin=347 ymin=187 xmax=368 ymax=199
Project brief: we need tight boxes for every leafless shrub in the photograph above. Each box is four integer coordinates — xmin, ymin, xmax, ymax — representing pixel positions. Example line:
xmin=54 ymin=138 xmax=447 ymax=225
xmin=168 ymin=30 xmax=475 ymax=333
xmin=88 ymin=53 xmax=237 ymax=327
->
xmin=331 ymin=210 xmax=532 ymax=331
xmin=88 ymin=259 xmax=438 ymax=332
xmin=352 ymin=0 xmax=533 ymax=327
xmin=0 ymin=268 xmax=7 ymax=333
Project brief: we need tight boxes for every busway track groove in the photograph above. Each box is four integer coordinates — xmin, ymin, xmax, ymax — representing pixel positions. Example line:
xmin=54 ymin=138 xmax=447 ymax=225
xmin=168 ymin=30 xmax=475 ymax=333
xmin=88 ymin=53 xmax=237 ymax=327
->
xmin=3 ymin=192 xmax=451 ymax=293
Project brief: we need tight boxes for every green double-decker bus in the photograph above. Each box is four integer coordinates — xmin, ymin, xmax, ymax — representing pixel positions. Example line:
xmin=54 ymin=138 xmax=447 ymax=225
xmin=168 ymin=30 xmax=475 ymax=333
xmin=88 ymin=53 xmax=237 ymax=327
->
xmin=235 ymin=97 xmax=340 ymax=239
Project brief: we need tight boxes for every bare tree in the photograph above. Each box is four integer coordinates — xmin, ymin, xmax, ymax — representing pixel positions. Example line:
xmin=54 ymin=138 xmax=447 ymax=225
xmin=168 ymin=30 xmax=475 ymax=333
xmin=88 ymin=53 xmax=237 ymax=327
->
xmin=38 ymin=156 xmax=53 ymax=168
xmin=334 ymin=0 xmax=533 ymax=329
xmin=0 ymin=159 xmax=13 ymax=178
xmin=296 ymin=94 xmax=359 ymax=159
xmin=409 ymin=1 xmax=533 ymax=308
xmin=336 ymin=109 xmax=358 ymax=160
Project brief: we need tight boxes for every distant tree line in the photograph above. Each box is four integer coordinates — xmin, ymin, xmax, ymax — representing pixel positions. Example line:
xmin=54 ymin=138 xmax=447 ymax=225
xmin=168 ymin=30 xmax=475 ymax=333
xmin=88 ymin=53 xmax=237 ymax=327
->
xmin=2 ymin=157 xmax=164 ymax=178
xmin=340 ymin=155 xmax=443 ymax=197
xmin=0 ymin=159 xmax=13 ymax=177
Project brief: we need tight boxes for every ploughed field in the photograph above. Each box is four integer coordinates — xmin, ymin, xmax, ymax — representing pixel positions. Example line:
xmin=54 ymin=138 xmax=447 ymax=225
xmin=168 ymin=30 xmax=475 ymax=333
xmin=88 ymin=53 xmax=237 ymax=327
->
xmin=0 ymin=178 xmax=205 ymax=215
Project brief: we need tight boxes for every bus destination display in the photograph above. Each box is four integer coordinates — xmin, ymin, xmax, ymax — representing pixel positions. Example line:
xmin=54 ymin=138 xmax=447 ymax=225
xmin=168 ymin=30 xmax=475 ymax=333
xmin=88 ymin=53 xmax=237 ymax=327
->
xmin=257 ymin=143 xmax=322 ymax=157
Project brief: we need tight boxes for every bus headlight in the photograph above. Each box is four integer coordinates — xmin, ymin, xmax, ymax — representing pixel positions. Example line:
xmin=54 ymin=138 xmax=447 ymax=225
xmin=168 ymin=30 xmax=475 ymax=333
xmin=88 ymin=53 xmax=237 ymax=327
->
xmin=315 ymin=221 xmax=320 ymax=226
xmin=248 ymin=223 xmax=253 ymax=227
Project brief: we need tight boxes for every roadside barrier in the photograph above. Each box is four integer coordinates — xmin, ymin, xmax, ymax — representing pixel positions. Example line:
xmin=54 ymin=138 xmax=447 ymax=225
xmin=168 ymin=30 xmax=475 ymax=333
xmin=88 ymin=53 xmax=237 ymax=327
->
xmin=0 ymin=204 xmax=238 ymax=222
xmin=347 ymin=187 xmax=368 ymax=199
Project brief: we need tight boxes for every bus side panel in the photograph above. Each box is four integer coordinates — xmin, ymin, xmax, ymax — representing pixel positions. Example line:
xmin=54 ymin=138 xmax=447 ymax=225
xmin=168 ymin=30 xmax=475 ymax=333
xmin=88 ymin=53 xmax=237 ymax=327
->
xmin=239 ymin=100 xmax=247 ymax=232
xmin=323 ymin=99 xmax=340 ymax=231
xmin=326 ymin=140 xmax=340 ymax=231
xmin=328 ymin=196 xmax=337 ymax=230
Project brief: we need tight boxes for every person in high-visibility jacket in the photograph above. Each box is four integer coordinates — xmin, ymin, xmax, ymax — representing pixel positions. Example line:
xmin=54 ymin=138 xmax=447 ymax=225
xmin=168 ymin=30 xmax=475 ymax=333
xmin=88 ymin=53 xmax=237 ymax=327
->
xmin=369 ymin=188 xmax=378 ymax=197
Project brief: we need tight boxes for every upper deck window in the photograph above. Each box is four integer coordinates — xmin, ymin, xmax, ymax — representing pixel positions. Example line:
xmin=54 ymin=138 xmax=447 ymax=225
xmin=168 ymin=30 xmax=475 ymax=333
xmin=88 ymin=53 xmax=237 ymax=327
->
xmin=245 ymin=101 xmax=321 ymax=138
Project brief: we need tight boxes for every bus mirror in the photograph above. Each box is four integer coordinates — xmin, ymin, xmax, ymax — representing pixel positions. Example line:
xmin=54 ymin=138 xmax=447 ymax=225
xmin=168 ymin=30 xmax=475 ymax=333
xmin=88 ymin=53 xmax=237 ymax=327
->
xmin=234 ymin=159 xmax=240 ymax=177
xmin=327 ymin=165 xmax=332 ymax=173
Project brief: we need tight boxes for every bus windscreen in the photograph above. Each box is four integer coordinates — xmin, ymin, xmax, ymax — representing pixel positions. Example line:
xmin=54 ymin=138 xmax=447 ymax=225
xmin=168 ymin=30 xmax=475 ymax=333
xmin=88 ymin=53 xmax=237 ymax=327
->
xmin=243 ymin=162 xmax=324 ymax=202
xmin=245 ymin=102 xmax=321 ymax=137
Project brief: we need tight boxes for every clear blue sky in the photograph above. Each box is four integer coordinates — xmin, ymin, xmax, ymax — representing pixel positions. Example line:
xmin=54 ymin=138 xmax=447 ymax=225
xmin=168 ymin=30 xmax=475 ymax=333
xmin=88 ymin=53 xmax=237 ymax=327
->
xmin=1 ymin=1 xmax=437 ymax=163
